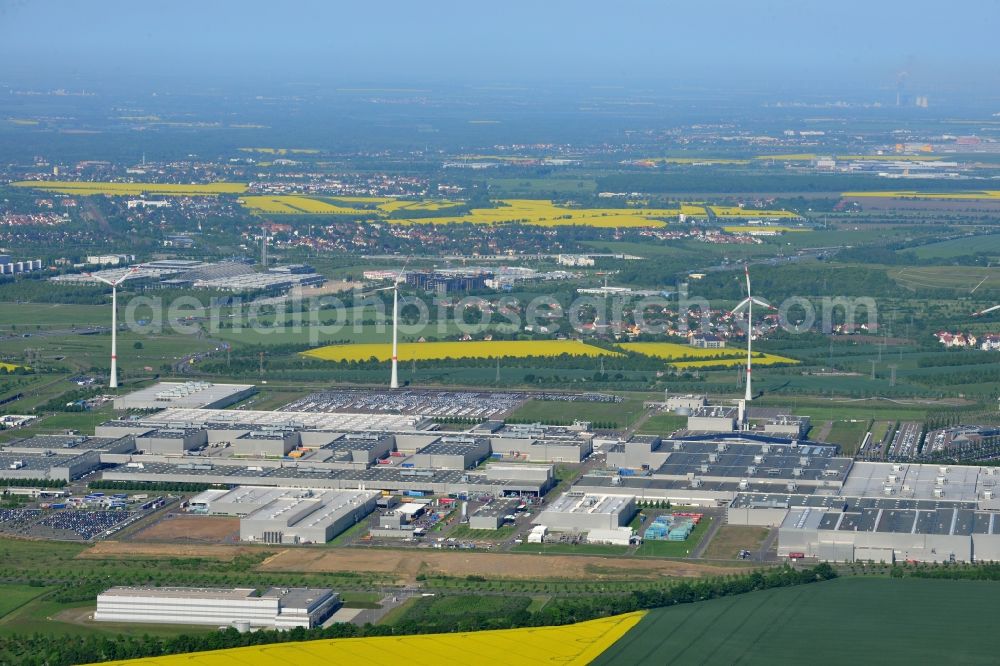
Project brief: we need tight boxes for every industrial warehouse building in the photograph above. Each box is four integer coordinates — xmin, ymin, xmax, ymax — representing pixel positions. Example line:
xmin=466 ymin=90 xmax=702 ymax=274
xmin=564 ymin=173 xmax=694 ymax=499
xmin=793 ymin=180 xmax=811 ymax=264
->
xmin=535 ymin=493 xmax=635 ymax=532
xmin=469 ymin=498 xmax=522 ymax=530
xmin=188 ymin=487 xmax=379 ymax=544
xmin=113 ymin=382 xmax=257 ymax=410
xmin=728 ymin=462 xmax=1000 ymax=563
xmin=95 ymin=586 xmax=340 ymax=630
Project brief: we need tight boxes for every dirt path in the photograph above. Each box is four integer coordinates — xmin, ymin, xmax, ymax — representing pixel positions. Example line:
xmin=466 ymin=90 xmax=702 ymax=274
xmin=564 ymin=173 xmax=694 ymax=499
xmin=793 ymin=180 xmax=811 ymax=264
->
xmin=258 ymin=548 xmax=746 ymax=584
xmin=80 ymin=542 xmax=265 ymax=560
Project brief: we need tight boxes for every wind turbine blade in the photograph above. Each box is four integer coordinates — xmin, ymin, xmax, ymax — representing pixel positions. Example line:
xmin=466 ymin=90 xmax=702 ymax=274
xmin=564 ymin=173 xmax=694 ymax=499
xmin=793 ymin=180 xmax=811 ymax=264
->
xmin=750 ymin=297 xmax=776 ymax=310
xmin=973 ymin=304 xmax=1000 ymax=316
xmin=731 ymin=297 xmax=751 ymax=314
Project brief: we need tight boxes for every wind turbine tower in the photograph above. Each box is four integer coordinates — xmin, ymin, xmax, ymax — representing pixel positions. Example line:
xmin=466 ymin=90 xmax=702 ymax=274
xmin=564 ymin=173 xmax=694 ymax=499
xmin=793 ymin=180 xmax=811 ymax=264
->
xmin=731 ymin=266 xmax=774 ymax=427
xmin=390 ymin=277 xmax=400 ymax=389
xmin=89 ymin=269 xmax=137 ymax=389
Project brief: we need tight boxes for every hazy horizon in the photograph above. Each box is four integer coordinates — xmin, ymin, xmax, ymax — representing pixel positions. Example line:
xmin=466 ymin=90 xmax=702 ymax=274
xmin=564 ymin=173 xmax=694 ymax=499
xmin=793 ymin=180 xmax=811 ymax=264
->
xmin=2 ymin=0 xmax=998 ymax=96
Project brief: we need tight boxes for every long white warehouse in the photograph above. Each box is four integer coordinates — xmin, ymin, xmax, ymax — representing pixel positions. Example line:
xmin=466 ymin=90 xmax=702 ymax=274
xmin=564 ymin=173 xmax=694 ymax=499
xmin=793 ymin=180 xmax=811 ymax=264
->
xmin=95 ymin=586 xmax=340 ymax=629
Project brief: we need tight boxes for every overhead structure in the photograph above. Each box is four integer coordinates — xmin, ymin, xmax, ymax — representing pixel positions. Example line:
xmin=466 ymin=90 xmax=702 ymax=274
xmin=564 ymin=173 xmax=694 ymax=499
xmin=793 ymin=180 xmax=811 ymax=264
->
xmin=972 ymin=304 xmax=1000 ymax=317
xmin=365 ymin=260 xmax=409 ymax=389
xmin=731 ymin=266 xmax=774 ymax=426
xmin=88 ymin=268 xmax=138 ymax=389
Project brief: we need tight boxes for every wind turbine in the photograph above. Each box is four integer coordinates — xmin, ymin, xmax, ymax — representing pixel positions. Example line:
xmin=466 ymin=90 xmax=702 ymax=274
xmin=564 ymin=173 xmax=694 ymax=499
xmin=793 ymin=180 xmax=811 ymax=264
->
xmin=88 ymin=268 xmax=138 ymax=389
xmin=366 ymin=261 xmax=409 ymax=389
xmin=731 ymin=266 xmax=775 ymax=426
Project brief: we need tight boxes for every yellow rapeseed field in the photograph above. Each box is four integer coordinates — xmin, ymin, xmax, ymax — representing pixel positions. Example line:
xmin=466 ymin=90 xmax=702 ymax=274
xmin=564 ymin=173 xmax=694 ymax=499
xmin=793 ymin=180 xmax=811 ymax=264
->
xmin=390 ymin=199 xmax=678 ymax=228
xmin=679 ymin=204 xmax=707 ymax=216
xmin=0 ymin=362 xmax=21 ymax=372
xmin=239 ymin=196 xmax=362 ymax=215
xmin=12 ymin=181 xmax=247 ymax=196
xmin=617 ymin=342 xmax=797 ymax=368
xmin=672 ymin=354 xmax=798 ymax=369
xmin=89 ymin=612 xmax=645 ymax=666
xmin=304 ymin=339 xmax=620 ymax=362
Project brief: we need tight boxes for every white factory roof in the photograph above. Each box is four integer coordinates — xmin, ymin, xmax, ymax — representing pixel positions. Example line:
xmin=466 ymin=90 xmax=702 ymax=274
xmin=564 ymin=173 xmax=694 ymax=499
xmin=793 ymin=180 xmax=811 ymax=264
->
xmin=143 ymin=407 xmax=432 ymax=432
xmin=840 ymin=461 xmax=1000 ymax=503
xmin=542 ymin=492 xmax=632 ymax=516
xmin=115 ymin=382 xmax=255 ymax=409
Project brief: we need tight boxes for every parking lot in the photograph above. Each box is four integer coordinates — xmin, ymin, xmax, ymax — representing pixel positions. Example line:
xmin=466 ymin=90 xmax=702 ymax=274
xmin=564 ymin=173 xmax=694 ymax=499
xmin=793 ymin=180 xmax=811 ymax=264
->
xmin=888 ymin=422 xmax=923 ymax=460
xmin=282 ymin=388 xmax=622 ymax=420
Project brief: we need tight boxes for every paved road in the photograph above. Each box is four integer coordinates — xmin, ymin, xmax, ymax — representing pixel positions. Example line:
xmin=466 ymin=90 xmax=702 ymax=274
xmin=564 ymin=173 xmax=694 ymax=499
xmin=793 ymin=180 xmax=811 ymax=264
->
xmin=756 ymin=527 xmax=780 ymax=562
xmin=689 ymin=514 xmax=724 ymax=559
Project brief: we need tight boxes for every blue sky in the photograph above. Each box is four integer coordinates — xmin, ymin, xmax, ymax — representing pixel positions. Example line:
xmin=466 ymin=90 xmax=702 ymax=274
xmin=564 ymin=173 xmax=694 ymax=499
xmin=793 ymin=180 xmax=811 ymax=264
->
xmin=1 ymin=0 xmax=997 ymax=91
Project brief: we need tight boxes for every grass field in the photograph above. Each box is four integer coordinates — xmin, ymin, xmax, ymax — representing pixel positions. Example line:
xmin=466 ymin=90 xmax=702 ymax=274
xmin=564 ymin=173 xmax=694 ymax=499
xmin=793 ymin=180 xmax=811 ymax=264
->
xmin=891 ymin=266 xmax=1000 ymax=291
xmin=95 ymin=611 xmax=645 ymax=665
xmin=0 ymin=585 xmax=51 ymax=619
xmin=593 ymin=578 xmax=1000 ymax=665
xmin=511 ymin=542 xmax=630 ymax=555
xmin=11 ymin=181 xmax=247 ymax=196
xmin=907 ymin=236 xmax=1000 ymax=260
xmin=507 ymin=396 xmax=647 ymax=427
xmin=722 ymin=225 xmax=804 ymax=232
xmin=303 ymin=339 xmax=617 ymax=362
xmin=700 ymin=525 xmax=770 ymax=560
xmin=636 ymin=412 xmax=688 ymax=435
xmin=843 ymin=189 xmax=1000 ymax=200
xmin=823 ymin=419 xmax=872 ymax=452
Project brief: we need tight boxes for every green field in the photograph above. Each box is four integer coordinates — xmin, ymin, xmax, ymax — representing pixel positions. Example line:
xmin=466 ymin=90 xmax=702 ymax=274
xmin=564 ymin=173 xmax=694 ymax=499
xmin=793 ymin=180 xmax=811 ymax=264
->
xmin=908 ymin=234 xmax=1000 ymax=260
xmin=508 ymin=397 xmax=647 ymax=427
xmin=636 ymin=412 xmax=688 ymax=435
xmin=593 ymin=577 xmax=1000 ymax=665
xmin=511 ymin=542 xmax=630 ymax=555
xmin=891 ymin=265 xmax=1000 ymax=292
xmin=823 ymin=419 xmax=871 ymax=453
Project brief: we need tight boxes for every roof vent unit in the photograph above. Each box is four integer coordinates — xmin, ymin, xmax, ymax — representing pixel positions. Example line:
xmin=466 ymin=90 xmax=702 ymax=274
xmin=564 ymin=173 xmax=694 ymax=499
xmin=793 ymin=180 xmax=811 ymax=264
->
xmin=746 ymin=466 xmax=757 ymax=475
xmin=888 ymin=474 xmax=898 ymax=483
xmin=799 ymin=456 xmax=810 ymax=466
xmin=700 ymin=464 xmax=709 ymax=473
xmin=761 ymin=444 xmax=771 ymax=454
xmin=892 ymin=464 xmax=904 ymax=472
xmin=690 ymin=478 xmax=703 ymax=488
xmin=786 ymin=482 xmax=797 ymax=493
xmin=753 ymin=454 xmax=764 ymax=464
xmin=717 ymin=443 xmax=728 ymax=453
xmin=738 ymin=479 xmax=750 ymax=491
xmin=984 ymin=490 xmax=994 ymax=500
xmin=793 ymin=467 xmax=803 ymax=477
xmin=673 ymin=441 xmax=684 ymax=451
xmin=933 ymin=487 xmax=945 ymax=498
xmin=939 ymin=466 xmax=950 ymax=474
xmin=883 ymin=485 xmax=895 ymax=496
xmin=936 ymin=475 xmax=947 ymax=485
xmin=708 ymin=453 xmax=719 ymax=463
